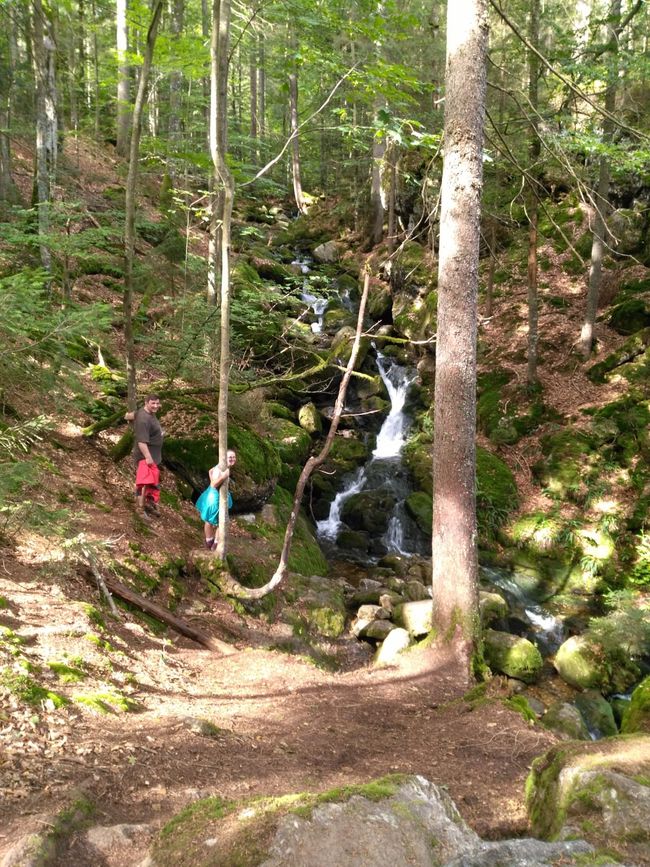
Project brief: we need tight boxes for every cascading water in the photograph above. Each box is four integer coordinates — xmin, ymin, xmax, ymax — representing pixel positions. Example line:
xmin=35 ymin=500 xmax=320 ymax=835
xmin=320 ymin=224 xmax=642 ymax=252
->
xmin=292 ymin=256 xmax=329 ymax=333
xmin=481 ymin=565 xmax=565 ymax=654
xmin=317 ymin=351 xmax=426 ymax=557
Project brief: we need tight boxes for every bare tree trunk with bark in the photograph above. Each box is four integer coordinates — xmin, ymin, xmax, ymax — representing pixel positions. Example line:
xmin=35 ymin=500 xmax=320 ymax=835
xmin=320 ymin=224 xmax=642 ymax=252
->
xmin=32 ymin=0 xmax=58 ymax=273
xmin=288 ymin=28 xmax=306 ymax=215
xmin=431 ymin=0 xmax=488 ymax=679
xmin=526 ymin=0 xmax=540 ymax=386
xmin=116 ymin=0 xmax=130 ymax=156
xmin=123 ymin=0 xmax=163 ymax=408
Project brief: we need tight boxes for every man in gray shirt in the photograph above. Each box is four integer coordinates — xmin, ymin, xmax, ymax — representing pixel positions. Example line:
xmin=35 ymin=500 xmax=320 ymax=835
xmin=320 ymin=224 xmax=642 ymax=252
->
xmin=132 ymin=394 xmax=163 ymax=519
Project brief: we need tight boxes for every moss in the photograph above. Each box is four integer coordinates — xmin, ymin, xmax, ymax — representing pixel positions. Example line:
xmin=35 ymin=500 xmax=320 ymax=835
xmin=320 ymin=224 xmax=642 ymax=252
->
xmin=609 ymin=299 xmax=650 ymax=335
xmin=621 ymin=675 xmax=650 ymax=734
xmin=152 ymin=775 xmax=408 ymax=867
xmin=1 ymin=667 xmax=68 ymax=708
xmin=73 ymin=690 xmax=139 ymax=714
xmin=404 ymin=492 xmax=432 ymax=535
xmin=305 ymin=603 xmax=346 ymax=638
xmin=0 ymin=596 xmax=8 ymax=609
xmin=80 ymin=603 xmax=106 ymax=630
xmin=535 ymin=429 xmax=596 ymax=501
xmin=503 ymin=694 xmax=537 ymax=723
xmin=47 ymin=661 xmax=86 ymax=683
xmin=476 ymin=447 xmax=519 ymax=540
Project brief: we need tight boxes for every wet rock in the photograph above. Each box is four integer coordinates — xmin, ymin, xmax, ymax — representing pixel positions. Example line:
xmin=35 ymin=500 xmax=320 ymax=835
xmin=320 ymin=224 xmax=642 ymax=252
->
xmin=621 ymin=674 xmax=650 ymax=734
xmin=554 ymin=636 xmax=609 ymax=691
xmin=484 ymin=630 xmax=543 ymax=684
xmin=374 ymin=628 xmax=411 ymax=667
xmin=574 ymin=691 xmax=618 ymax=739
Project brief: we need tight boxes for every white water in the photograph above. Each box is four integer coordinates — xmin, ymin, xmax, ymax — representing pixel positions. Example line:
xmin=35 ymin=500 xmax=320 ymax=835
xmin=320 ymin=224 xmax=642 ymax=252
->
xmin=373 ymin=352 xmax=416 ymax=458
xmin=292 ymin=256 xmax=328 ymax=333
xmin=317 ymin=353 xmax=415 ymax=550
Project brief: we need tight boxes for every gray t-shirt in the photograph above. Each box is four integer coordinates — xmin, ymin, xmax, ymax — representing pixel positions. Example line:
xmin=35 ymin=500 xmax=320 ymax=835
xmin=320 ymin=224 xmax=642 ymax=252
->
xmin=132 ymin=409 xmax=163 ymax=465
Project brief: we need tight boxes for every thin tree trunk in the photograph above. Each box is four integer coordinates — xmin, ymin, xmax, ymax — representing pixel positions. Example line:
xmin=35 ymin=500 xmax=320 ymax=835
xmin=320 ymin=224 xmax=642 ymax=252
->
xmin=0 ymin=13 xmax=19 ymax=210
xmin=209 ymin=0 xmax=234 ymax=559
xmin=369 ymin=103 xmax=386 ymax=247
xmin=387 ymin=143 xmax=397 ymax=255
xmin=168 ymin=0 xmax=184 ymax=165
xmin=250 ymin=45 xmax=257 ymax=140
xmin=258 ymin=34 xmax=265 ymax=140
xmin=485 ymin=222 xmax=496 ymax=318
xmin=288 ymin=28 xmax=306 ymax=214
xmin=123 ymin=0 xmax=163 ymax=409
xmin=526 ymin=0 xmax=540 ymax=386
xmin=91 ymin=0 xmax=100 ymax=137
xmin=116 ymin=0 xmax=130 ymax=155
xmin=431 ymin=0 xmax=488 ymax=678
xmin=32 ymin=0 xmax=58 ymax=273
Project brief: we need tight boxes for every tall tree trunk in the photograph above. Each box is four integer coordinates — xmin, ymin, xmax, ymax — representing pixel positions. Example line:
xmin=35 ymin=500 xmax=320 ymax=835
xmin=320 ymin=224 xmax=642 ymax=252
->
xmin=168 ymin=0 xmax=185 ymax=168
xmin=207 ymin=0 xmax=231 ymax=306
xmin=123 ymin=0 xmax=163 ymax=408
xmin=32 ymin=0 xmax=58 ymax=273
xmin=386 ymin=142 xmax=397 ymax=255
xmin=0 ymin=15 xmax=19 ymax=210
xmin=249 ymin=43 xmax=257 ymax=143
xmin=580 ymin=2 xmax=621 ymax=357
xmin=258 ymin=34 xmax=265 ymax=140
xmin=526 ymin=0 xmax=540 ymax=386
xmin=288 ymin=28 xmax=306 ymax=215
xmin=209 ymin=0 xmax=234 ymax=559
xmin=116 ymin=0 xmax=130 ymax=155
xmin=91 ymin=0 xmax=100 ymax=137
xmin=431 ymin=0 xmax=488 ymax=678
xmin=369 ymin=102 xmax=386 ymax=247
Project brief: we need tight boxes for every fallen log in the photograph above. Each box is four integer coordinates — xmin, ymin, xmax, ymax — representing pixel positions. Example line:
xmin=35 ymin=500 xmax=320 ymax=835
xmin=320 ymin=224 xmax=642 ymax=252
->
xmin=103 ymin=574 xmax=235 ymax=655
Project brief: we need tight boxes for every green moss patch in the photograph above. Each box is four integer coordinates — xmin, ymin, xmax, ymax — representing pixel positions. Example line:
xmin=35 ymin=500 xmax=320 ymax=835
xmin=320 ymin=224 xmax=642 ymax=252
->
xmin=152 ymin=775 xmax=408 ymax=867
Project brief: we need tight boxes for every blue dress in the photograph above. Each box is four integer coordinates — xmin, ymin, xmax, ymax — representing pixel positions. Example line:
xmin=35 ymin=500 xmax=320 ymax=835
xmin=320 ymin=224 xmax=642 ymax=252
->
xmin=196 ymin=486 xmax=233 ymax=525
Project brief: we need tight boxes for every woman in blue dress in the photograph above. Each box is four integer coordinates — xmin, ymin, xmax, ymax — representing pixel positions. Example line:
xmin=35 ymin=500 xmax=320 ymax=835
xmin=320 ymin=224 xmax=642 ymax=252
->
xmin=196 ymin=449 xmax=236 ymax=549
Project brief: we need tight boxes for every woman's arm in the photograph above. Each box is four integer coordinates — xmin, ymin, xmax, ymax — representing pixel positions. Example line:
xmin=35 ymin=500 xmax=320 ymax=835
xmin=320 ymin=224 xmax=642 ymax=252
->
xmin=209 ymin=465 xmax=230 ymax=488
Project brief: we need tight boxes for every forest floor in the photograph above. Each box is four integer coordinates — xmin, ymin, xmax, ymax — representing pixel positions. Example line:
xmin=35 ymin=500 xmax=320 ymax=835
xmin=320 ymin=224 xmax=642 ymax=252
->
xmin=0 ymin=445 xmax=558 ymax=864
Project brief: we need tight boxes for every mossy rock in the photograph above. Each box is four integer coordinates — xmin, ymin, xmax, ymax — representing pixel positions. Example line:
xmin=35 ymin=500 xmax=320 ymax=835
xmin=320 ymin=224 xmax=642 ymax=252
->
xmin=164 ymin=425 xmax=281 ymax=511
xmin=297 ymin=402 xmax=322 ymax=435
xmin=265 ymin=416 xmax=312 ymax=490
xmin=553 ymin=634 xmax=640 ymax=694
xmin=328 ymin=326 xmax=370 ymax=367
xmin=587 ymin=328 xmax=650 ymax=383
xmin=247 ymin=254 xmax=294 ymax=283
xmin=525 ymin=736 xmax=650 ymax=864
xmin=367 ymin=279 xmax=392 ymax=320
xmin=336 ymin=529 xmax=370 ymax=555
xmin=476 ymin=447 xmax=519 ymax=539
xmin=392 ymin=287 xmax=437 ymax=342
xmin=609 ymin=299 xmax=650 ymax=335
xmin=404 ymin=492 xmax=432 ymax=535
xmin=483 ymin=629 xmax=543 ymax=683
xmin=535 ymin=429 xmax=596 ymax=502
xmin=477 ymin=370 xmax=550 ymax=445
xmin=479 ymin=590 xmax=509 ymax=626
xmin=542 ymin=701 xmax=591 ymax=740
xmin=340 ymin=490 xmax=397 ymax=535
xmin=574 ymin=691 xmax=618 ymax=739
xmin=621 ymin=675 xmax=650 ymax=734
xmin=325 ymin=436 xmax=370 ymax=476
xmin=323 ymin=306 xmax=356 ymax=331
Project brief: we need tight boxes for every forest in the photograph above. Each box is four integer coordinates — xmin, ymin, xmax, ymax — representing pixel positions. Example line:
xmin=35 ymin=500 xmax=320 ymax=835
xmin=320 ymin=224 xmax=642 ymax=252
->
xmin=0 ymin=0 xmax=649 ymax=864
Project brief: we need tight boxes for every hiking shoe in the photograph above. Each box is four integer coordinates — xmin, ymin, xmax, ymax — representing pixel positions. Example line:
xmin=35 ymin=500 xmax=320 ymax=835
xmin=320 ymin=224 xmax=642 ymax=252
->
xmin=145 ymin=502 xmax=161 ymax=518
xmin=204 ymin=538 xmax=215 ymax=550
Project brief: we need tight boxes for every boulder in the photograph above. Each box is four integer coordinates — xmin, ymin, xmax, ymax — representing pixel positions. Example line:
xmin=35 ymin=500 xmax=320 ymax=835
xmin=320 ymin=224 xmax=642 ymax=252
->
xmin=312 ymin=240 xmax=340 ymax=263
xmin=542 ymin=702 xmax=591 ymax=741
xmin=393 ymin=600 xmax=433 ymax=637
xmin=374 ymin=628 xmax=411 ymax=667
xmin=404 ymin=580 xmax=430 ymax=602
xmin=526 ymin=736 xmax=650 ymax=865
xmin=151 ymin=774 xmax=595 ymax=867
xmin=405 ymin=492 xmax=433 ymax=535
xmin=484 ymin=629 xmax=543 ymax=684
xmin=621 ymin=675 xmax=650 ymax=734
xmin=479 ymin=591 xmax=509 ymax=625
xmin=340 ymin=490 xmax=397 ymax=535
xmin=553 ymin=635 xmax=608 ymax=691
xmin=357 ymin=604 xmax=390 ymax=622
xmin=298 ymin=402 xmax=322 ymax=435
xmin=359 ymin=619 xmax=395 ymax=641
xmin=574 ymin=690 xmax=618 ymax=739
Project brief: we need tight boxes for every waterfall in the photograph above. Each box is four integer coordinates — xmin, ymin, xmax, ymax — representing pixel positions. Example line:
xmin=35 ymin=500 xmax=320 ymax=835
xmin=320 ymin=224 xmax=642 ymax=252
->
xmin=292 ymin=256 xmax=328 ymax=333
xmin=317 ymin=352 xmax=421 ymax=556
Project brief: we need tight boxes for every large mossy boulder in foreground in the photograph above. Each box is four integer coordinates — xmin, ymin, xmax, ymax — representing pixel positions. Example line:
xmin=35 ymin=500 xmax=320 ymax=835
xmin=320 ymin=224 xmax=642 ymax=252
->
xmin=525 ymin=736 xmax=650 ymax=865
xmin=484 ymin=629 xmax=543 ymax=684
xmin=622 ymin=675 xmax=650 ymax=734
xmin=152 ymin=774 xmax=594 ymax=867
xmin=164 ymin=425 xmax=281 ymax=511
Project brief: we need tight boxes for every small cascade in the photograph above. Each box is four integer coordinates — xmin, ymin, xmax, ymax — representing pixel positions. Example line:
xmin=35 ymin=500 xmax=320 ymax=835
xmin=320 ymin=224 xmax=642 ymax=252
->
xmin=481 ymin=566 xmax=566 ymax=654
xmin=317 ymin=352 xmax=425 ymax=557
xmin=292 ymin=255 xmax=329 ymax=333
